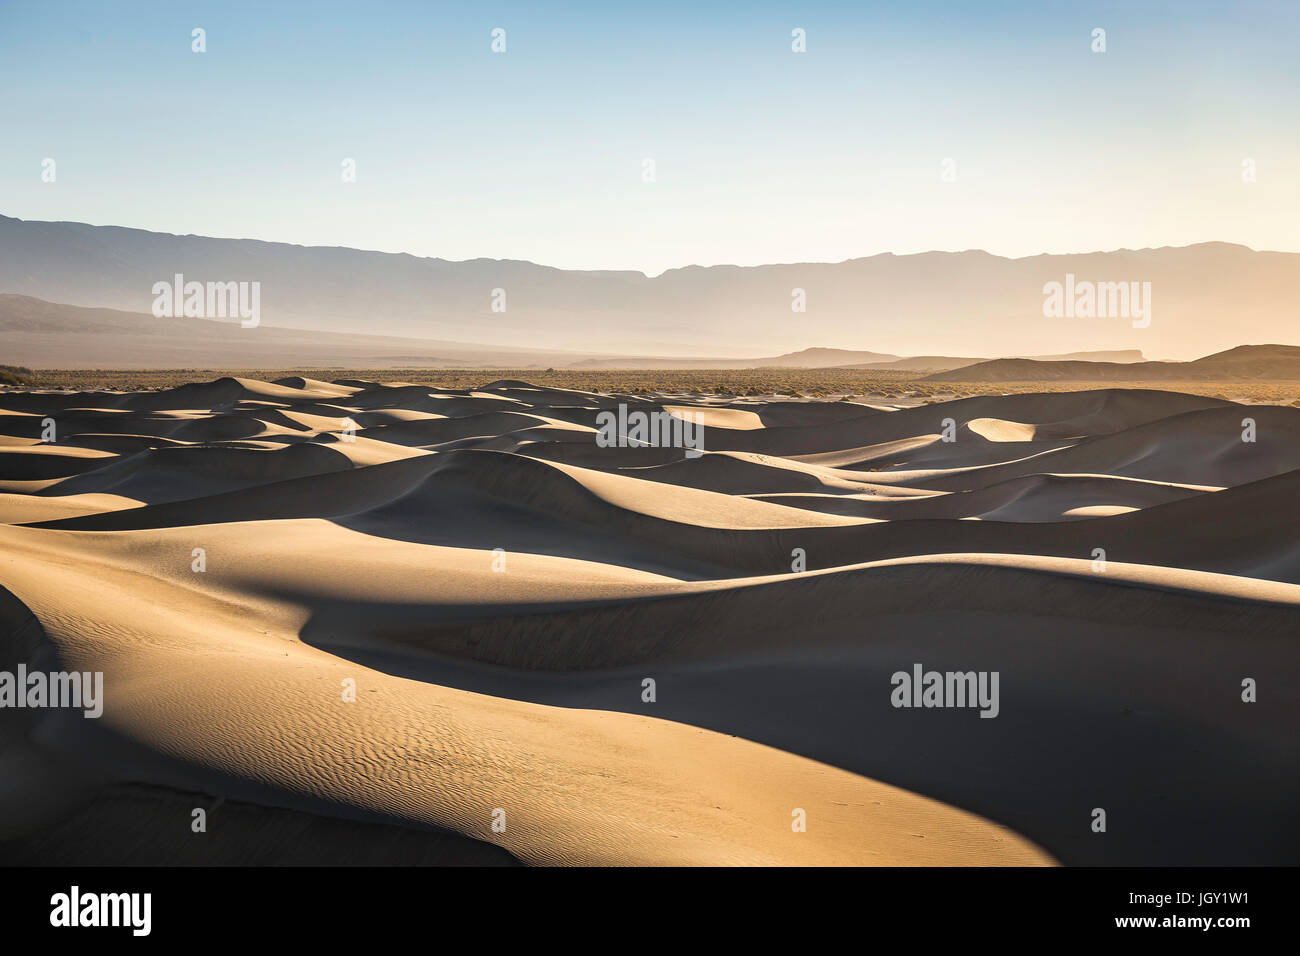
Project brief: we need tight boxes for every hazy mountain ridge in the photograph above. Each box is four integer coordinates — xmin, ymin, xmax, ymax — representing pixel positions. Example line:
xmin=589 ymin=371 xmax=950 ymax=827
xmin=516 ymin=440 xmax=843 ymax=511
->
xmin=3 ymin=215 xmax=1297 ymax=359
xmin=0 ymin=294 xmax=598 ymax=369
xmin=1 ymin=295 xmax=1149 ymax=372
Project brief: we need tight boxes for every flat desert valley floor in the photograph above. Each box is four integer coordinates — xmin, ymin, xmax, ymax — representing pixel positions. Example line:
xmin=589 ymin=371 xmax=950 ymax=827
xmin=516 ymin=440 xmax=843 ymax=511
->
xmin=1 ymin=376 xmax=1297 ymax=865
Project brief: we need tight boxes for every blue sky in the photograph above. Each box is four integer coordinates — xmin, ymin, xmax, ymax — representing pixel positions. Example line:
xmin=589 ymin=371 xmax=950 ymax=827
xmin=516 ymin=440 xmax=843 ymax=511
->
xmin=1 ymin=0 xmax=1296 ymax=273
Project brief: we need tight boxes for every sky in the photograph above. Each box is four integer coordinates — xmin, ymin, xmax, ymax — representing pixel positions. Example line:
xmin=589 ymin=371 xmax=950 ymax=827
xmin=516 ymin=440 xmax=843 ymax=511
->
xmin=1 ymin=0 xmax=1297 ymax=276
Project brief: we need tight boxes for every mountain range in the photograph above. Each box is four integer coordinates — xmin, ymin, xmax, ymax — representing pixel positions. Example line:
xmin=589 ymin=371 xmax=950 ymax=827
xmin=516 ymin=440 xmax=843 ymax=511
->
xmin=2 ymin=214 xmax=1296 ymax=360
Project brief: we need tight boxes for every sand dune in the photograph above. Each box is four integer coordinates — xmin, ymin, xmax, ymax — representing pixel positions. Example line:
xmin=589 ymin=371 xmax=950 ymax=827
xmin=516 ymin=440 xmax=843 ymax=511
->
xmin=1 ymin=379 xmax=1296 ymax=865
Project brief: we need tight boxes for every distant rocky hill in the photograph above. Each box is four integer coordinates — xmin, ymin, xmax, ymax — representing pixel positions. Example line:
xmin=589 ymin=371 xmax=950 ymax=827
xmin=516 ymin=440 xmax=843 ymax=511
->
xmin=924 ymin=345 xmax=1300 ymax=382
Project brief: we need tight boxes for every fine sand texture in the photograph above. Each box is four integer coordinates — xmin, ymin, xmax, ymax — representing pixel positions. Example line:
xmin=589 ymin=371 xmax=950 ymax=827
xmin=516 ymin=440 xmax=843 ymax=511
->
xmin=1 ymin=378 xmax=1297 ymax=865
